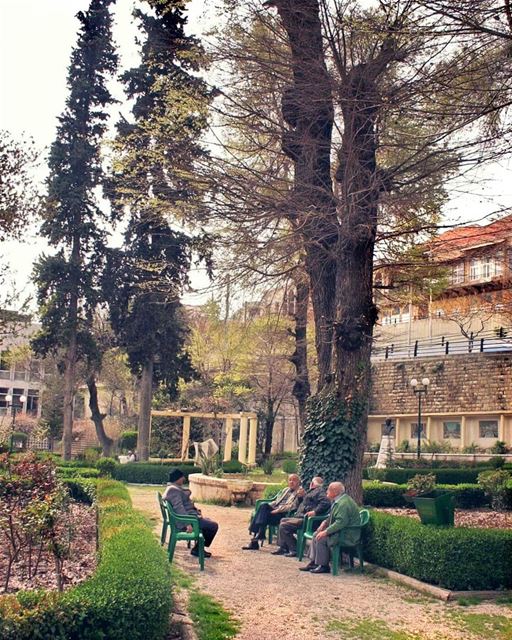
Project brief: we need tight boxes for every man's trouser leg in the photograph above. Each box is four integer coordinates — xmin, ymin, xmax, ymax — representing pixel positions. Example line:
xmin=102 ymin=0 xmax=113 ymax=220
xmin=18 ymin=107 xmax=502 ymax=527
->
xmin=250 ymin=503 xmax=273 ymax=535
xmin=278 ymin=517 xmax=303 ymax=552
xmin=199 ymin=518 xmax=218 ymax=547
xmin=309 ymin=533 xmax=330 ymax=567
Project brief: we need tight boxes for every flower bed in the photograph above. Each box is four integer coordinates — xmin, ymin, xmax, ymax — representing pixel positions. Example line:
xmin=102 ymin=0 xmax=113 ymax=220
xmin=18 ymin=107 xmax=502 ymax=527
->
xmin=0 ymin=479 xmax=172 ymax=640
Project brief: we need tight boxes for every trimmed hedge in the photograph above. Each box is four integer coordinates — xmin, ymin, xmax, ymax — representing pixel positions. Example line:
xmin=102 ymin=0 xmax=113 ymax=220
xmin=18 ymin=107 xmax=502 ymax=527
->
xmin=0 ymin=480 xmax=172 ymax=640
xmin=56 ymin=466 xmax=101 ymax=479
xmin=364 ymin=510 xmax=512 ymax=590
xmin=112 ymin=462 xmax=201 ymax=484
xmin=363 ymin=467 xmax=493 ymax=484
xmin=363 ymin=482 xmax=491 ymax=509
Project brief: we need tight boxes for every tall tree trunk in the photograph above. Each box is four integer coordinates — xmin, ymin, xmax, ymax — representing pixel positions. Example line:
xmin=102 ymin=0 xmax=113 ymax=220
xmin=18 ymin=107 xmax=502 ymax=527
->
xmin=137 ymin=358 xmax=154 ymax=461
xmin=289 ymin=273 xmax=311 ymax=430
xmin=271 ymin=0 xmax=396 ymax=502
xmin=87 ymin=374 xmax=114 ymax=457
xmin=263 ymin=396 xmax=276 ymax=456
xmin=62 ymin=316 xmax=77 ymax=461
xmin=272 ymin=0 xmax=338 ymax=387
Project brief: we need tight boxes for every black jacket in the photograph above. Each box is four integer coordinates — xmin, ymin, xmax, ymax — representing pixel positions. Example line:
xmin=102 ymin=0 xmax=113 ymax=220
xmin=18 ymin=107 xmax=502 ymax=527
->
xmin=295 ymin=486 xmax=330 ymax=517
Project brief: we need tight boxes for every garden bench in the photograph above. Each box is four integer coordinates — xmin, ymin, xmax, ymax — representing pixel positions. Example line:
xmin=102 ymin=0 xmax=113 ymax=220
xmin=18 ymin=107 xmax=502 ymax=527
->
xmin=297 ymin=508 xmax=370 ymax=575
xmin=160 ymin=496 xmax=205 ymax=570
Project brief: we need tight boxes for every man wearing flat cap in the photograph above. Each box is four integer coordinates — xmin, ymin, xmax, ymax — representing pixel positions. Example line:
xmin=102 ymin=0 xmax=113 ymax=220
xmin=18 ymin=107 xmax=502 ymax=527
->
xmin=163 ymin=468 xmax=219 ymax=557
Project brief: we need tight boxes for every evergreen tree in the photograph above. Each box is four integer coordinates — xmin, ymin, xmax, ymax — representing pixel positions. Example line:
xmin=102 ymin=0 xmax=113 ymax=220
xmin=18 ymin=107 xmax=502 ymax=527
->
xmin=107 ymin=0 xmax=212 ymax=460
xmin=32 ymin=0 xmax=118 ymax=460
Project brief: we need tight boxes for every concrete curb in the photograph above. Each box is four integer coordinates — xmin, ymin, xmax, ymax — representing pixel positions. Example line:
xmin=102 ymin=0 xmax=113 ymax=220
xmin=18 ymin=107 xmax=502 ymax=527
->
xmin=171 ymin=589 xmax=198 ymax=640
xmin=364 ymin=562 xmax=511 ymax=601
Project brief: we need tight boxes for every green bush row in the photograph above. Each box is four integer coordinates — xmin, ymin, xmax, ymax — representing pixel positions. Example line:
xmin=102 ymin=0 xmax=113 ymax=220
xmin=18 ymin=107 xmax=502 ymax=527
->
xmin=362 ymin=482 xmax=491 ymax=509
xmin=363 ymin=467 xmax=495 ymax=484
xmin=0 ymin=480 xmax=172 ymax=640
xmin=56 ymin=466 xmax=101 ymax=479
xmin=112 ymin=462 xmax=201 ymax=484
xmin=364 ymin=510 xmax=512 ymax=590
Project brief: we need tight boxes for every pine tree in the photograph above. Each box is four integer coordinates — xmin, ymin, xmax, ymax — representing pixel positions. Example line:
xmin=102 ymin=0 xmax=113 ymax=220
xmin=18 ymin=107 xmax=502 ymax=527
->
xmin=32 ymin=0 xmax=118 ymax=460
xmin=106 ymin=0 xmax=212 ymax=460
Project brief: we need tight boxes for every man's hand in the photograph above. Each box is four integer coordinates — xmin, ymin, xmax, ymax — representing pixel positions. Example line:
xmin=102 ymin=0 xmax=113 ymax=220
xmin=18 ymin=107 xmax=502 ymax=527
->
xmin=186 ymin=525 xmax=193 ymax=533
xmin=270 ymin=509 xmax=280 ymax=515
xmin=306 ymin=510 xmax=316 ymax=517
xmin=316 ymin=530 xmax=328 ymax=540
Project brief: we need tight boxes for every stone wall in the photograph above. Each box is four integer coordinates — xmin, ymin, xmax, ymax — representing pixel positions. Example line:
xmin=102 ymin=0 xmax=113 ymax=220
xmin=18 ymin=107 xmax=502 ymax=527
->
xmin=370 ymin=353 xmax=512 ymax=415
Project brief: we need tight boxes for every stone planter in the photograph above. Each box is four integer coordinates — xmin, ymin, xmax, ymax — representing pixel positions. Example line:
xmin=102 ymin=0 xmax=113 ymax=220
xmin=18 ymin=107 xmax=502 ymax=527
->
xmin=189 ymin=473 xmax=254 ymax=505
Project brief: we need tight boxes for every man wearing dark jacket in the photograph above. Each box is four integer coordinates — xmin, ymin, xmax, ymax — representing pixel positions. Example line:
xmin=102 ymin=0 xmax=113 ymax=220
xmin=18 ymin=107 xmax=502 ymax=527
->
xmin=272 ymin=476 xmax=330 ymax=557
xmin=163 ymin=468 xmax=219 ymax=558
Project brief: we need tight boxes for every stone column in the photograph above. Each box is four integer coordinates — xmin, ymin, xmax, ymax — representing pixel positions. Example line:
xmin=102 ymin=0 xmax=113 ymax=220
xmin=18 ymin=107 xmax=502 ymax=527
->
xmin=248 ymin=416 xmax=258 ymax=465
xmin=181 ymin=415 xmax=191 ymax=461
xmin=395 ymin=417 xmax=401 ymax=445
xmin=460 ymin=415 xmax=466 ymax=451
xmin=238 ymin=416 xmax=248 ymax=464
xmin=224 ymin=417 xmax=233 ymax=462
xmin=426 ymin=416 xmax=432 ymax=442
xmin=499 ymin=414 xmax=505 ymax=442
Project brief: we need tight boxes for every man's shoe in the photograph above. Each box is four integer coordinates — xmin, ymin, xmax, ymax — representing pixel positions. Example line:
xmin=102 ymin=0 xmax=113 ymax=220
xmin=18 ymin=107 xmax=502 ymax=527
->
xmin=191 ymin=547 xmax=211 ymax=558
xmin=271 ymin=547 xmax=287 ymax=555
xmin=299 ymin=562 xmax=317 ymax=572
xmin=284 ymin=551 xmax=297 ymax=557
xmin=310 ymin=565 xmax=330 ymax=574
xmin=242 ymin=539 xmax=259 ymax=550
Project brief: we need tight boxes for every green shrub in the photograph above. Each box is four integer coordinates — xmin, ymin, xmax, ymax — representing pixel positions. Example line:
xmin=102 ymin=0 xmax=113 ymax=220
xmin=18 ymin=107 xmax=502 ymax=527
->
xmin=112 ymin=462 xmax=201 ymax=484
xmin=0 ymin=479 xmax=172 ymax=640
xmin=61 ymin=478 xmax=97 ymax=504
xmin=56 ymin=466 xmax=100 ymax=479
xmin=8 ymin=431 xmax=28 ymax=451
xmin=362 ymin=482 xmax=489 ymax=509
xmin=362 ymin=467 xmax=491 ymax=485
xmin=282 ymin=459 xmax=298 ymax=474
xmin=478 ymin=469 xmax=512 ymax=511
xmin=81 ymin=447 xmax=102 ymax=464
xmin=118 ymin=430 xmax=138 ymax=451
xmin=96 ymin=457 xmax=118 ymax=477
xmin=490 ymin=440 xmax=509 ymax=454
xmin=222 ymin=460 xmax=244 ymax=474
xmin=262 ymin=483 xmax=285 ymax=499
xmin=364 ymin=510 xmax=512 ymax=590
xmin=261 ymin=456 xmax=275 ymax=475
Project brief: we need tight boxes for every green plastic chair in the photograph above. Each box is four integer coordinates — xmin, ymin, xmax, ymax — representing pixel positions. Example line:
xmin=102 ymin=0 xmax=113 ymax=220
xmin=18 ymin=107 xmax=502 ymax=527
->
xmin=330 ymin=508 xmax=370 ymax=576
xmin=250 ymin=494 xmax=294 ymax=544
xmin=164 ymin=501 xmax=205 ymax=570
xmin=157 ymin=492 xmax=169 ymax=546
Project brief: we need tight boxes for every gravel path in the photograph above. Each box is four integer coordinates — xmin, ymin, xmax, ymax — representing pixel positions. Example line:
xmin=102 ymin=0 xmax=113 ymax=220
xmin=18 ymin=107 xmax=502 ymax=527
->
xmin=129 ymin=486 xmax=512 ymax=640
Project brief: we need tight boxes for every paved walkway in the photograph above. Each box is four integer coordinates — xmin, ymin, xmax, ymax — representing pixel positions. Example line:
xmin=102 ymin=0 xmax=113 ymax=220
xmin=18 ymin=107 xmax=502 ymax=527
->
xmin=129 ymin=485 xmax=511 ymax=640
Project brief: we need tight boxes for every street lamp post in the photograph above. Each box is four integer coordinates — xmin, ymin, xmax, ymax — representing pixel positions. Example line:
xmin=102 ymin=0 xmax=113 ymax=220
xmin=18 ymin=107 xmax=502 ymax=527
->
xmin=410 ymin=378 xmax=429 ymax=460
xmin=5 ymin=393 xmax=27 ymax=453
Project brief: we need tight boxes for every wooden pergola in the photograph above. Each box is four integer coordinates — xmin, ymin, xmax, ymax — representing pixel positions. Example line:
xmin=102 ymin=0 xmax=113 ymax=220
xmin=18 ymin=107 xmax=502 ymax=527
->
xmin=151 ymin=410 xmax=259 ymax=465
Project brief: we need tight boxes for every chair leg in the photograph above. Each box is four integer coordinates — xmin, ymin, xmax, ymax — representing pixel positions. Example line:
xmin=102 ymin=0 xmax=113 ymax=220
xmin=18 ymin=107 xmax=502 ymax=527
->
xmin=331 ymin=546 xmax=340 ymax=576
xmin=199 ymin=538 xmax=205 ymax=571
xmin=161 ymin=522 xmax=168 ymax=546
xmin=296 ymin=531 xmax=303 ymax=560
xmin=358 ymin=545 xmax=364 ymax=572
xmin=167 ymin=536 xmax=177 ymax=563
xmin=268 ymin=526 xmax=273 ymax=545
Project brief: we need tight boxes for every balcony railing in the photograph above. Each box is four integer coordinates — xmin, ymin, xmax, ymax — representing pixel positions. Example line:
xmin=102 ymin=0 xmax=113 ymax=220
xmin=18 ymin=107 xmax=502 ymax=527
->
xmin=373 ymin=326 xmax=512 ymax=360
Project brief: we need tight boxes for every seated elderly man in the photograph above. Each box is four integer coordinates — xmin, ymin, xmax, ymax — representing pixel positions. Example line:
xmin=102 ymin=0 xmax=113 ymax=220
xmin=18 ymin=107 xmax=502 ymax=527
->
xmin=163 ymin=468 xmax=219 ymax=558
xmin=272 ymin=476 xmax=330 ymax=557
xmin=299 ymin=481 xmax=360 ymax=574
xmin=242 ymin=473 xmax=301 ymax=550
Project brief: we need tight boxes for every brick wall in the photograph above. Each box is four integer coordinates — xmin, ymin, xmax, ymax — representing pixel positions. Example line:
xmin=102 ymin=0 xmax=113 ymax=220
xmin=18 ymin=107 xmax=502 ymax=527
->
xmin=370 ymin=353 xmax=512 ymax=415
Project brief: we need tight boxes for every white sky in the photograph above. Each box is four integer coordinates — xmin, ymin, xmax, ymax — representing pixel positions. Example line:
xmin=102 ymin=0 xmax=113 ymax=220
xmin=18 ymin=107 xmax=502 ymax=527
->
xmin=1 ymin=0 xmax=512 ymax=308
